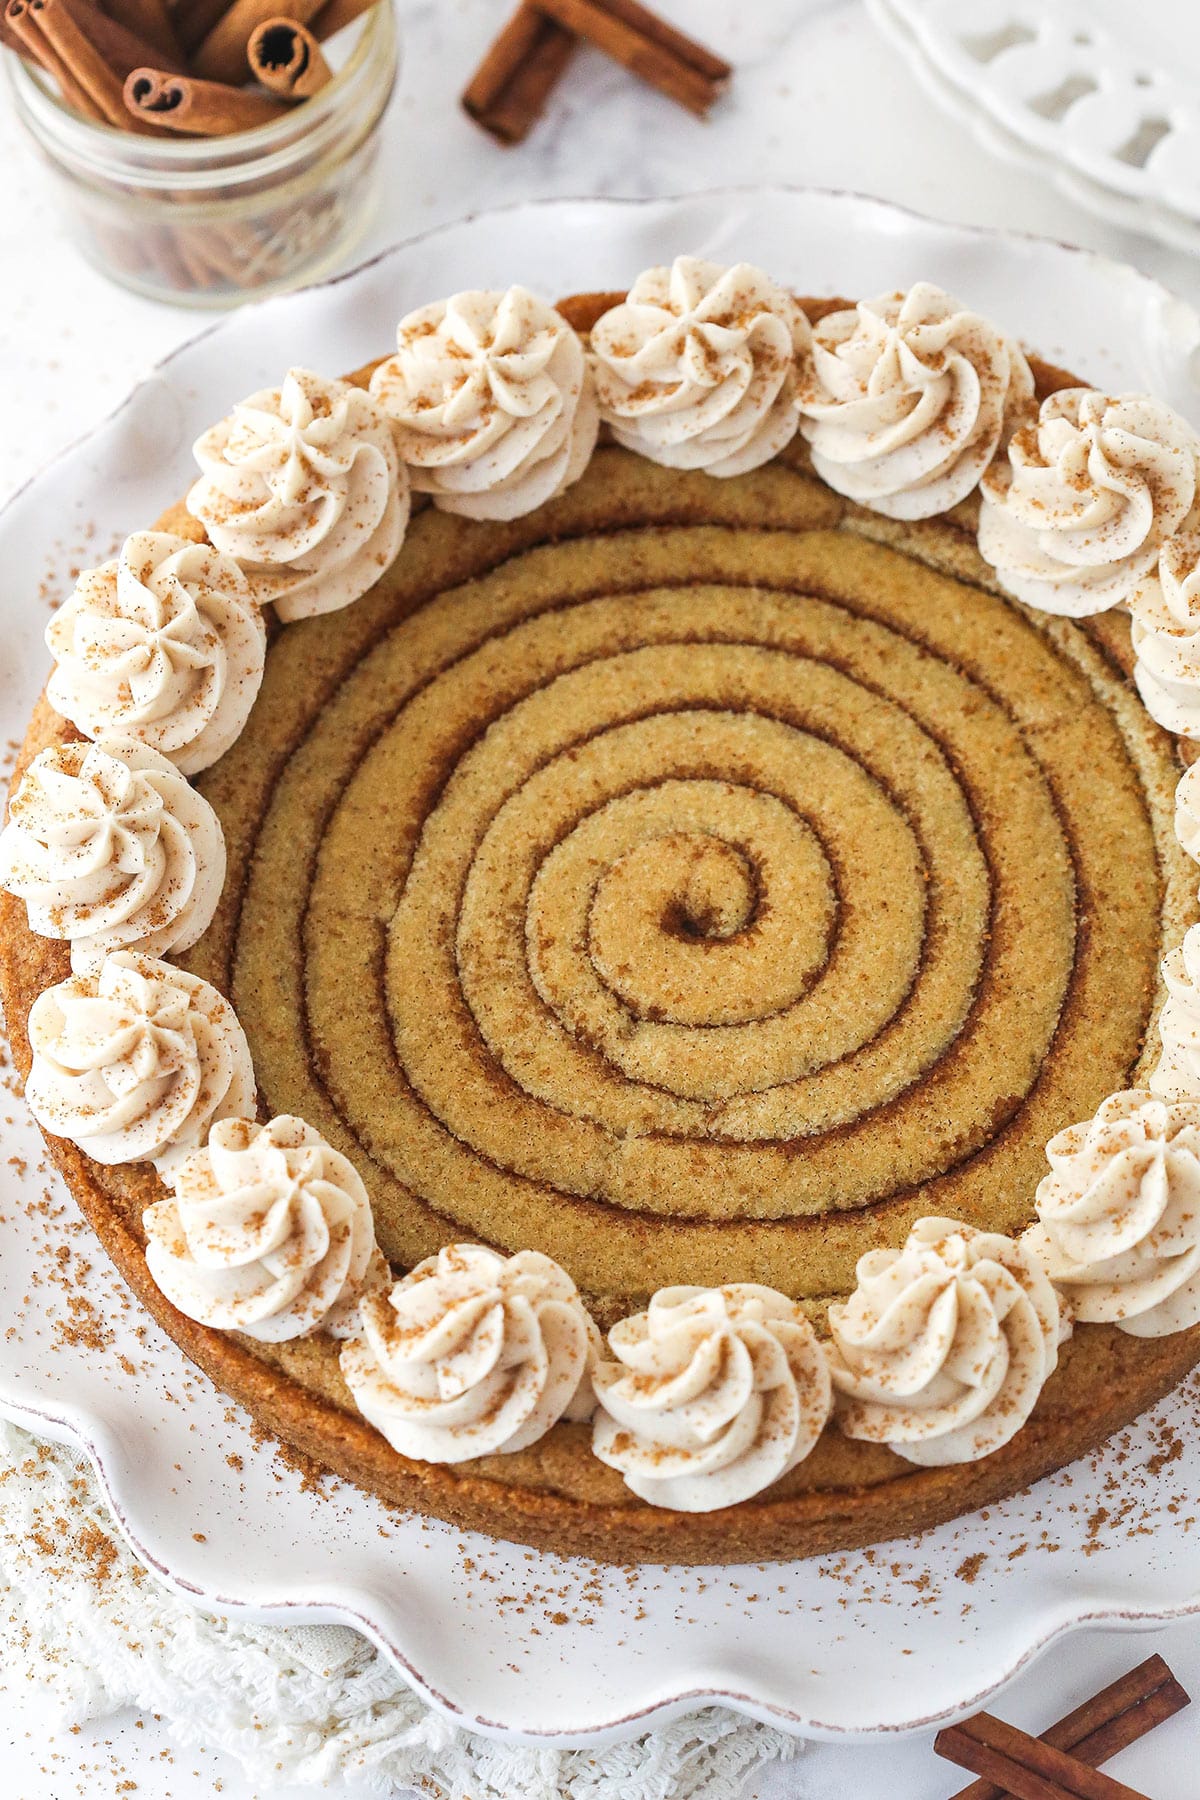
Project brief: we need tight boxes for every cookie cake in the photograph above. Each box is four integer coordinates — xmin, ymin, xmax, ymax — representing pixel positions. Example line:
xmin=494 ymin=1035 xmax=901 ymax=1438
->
xmin=4 ymin=258 xmax=1200 ymax=1564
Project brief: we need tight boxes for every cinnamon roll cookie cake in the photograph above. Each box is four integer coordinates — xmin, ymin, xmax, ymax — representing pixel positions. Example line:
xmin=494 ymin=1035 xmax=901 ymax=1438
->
xmin=7 ymin=261 xmax=1200 ymax=1565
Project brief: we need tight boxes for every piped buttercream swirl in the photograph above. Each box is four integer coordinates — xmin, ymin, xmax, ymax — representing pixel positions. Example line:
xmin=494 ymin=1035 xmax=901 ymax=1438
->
xmin=46 ymin=533 xmax=265 ymax=776
xmin=1175 ymin=762 xmax=1200 ymax=865
xmin=977 ymin=389 xmax=1200 ymax=615
xmin=188 ymin=368 xmax=410 ymax=622
xmin=589 ymin=257 xmax=809 ymax=478
xmin=590 ymin=1284 xmax=832 ymax=1511
xmin=1026 ymin=1091 xmax=1200 ymax=1337
xmin=25 ymin=951 xmax=255 ymax=1172
xmin=340 ymin=1244 xmax=597 ymax=1463
xmin=828 ymin=1218 xmax=1065 ymax=1465
xmin=370 ymin=287 xmax=599 ymax=521
xmin=798 ymin=281 xmax=1034 ymax=519
xmin=0 ymin=739 xmax=225 ymax=974
xmin=1151 ymin=924 xmax=1200 ymax=1100
xmin=144 ymin=1114 xmax=377 ymax=1342
xmin=1130 ymin=528 xmax=1200 ymax=737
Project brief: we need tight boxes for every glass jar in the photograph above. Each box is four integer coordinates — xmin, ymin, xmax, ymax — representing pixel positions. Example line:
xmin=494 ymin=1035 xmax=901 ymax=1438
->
xmin=7 ymin=5 xmax=398 ymax=308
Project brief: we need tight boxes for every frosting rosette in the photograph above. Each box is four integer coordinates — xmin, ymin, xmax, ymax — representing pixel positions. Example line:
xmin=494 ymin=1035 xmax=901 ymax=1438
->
xmin=1026 ymin=1091 xmax=1200 ymax=1337
xmin=144 ymin=1115 xmax=376 ymax=1342
xmin=369 ymin=286 xmax=599 ymax=522
xmin=1176 ymin=762 xmax=1200 ymax=864
xmin=0 ymin=739 xmax=225 ymax=974
xmin=977 ymin=389 xmax=1200 ymax=615
xmin=589 ymin=257 xmax=809 ymax=478
xmin=590 ymin=1285 xmax=833 ymax=1511
xmin=46 ymin=532 xmax=265 ymax=776
xmin=340 ymin=1245 xmax=596 ymax=1462
xmin=25 ymin=951 xmax=255 ymax=1172
xmin=827 ymin=1218 xmax=1065 ymax=1465
xmin=188 ymin=368 xmax=409 ymax=622
xmin=797 ymin=281 xmax=1034 ymax=519
xmin=1151 ymin=924 xmax=1200 ymax=1100
xmin=1130 ymin=528 xmax=1200 ymax=737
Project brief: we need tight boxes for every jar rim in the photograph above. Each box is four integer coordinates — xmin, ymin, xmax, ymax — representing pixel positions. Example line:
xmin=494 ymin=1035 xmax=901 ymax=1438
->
xmin=8 ymin=4 xmax=397 ymax=190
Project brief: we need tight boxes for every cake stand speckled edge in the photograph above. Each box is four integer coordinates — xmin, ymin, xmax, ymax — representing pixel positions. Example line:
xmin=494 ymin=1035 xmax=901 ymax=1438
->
xmin=3 ymin=189 xmax=1200 ymax=1748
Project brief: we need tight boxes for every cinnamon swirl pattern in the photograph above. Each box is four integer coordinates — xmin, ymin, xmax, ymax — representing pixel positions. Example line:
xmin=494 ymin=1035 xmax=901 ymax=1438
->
xmin=181 ymin=447 xmax=1171 ymax=1321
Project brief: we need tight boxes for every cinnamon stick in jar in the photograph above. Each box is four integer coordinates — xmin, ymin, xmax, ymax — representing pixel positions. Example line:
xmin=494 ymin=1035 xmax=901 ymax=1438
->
xmin=64 ymin=0 xmax=186 ymax=77
xmin=4 ymin=0 xmax=105 ymax=119
xmin=192 ymin=0 xmax=323 ymax=84
xmin=102 ymin=0 xmax=182 ymax=64
xmin=10 ymin=0 xmax=146 ymax=126
xmin=309 ymin=0 xmax=376 ymax=41
xmin=173 ymin=0 xmax=239 ymax=55
xmin=247 ymin=16 xmax=331 ymax=98
xmin=124 ymin=65 xmax=290 ymax=133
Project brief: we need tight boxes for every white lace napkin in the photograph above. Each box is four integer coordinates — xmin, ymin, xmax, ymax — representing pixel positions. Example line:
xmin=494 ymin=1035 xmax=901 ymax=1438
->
xmin=0 ymin=1416 xmax=801 ymax=1798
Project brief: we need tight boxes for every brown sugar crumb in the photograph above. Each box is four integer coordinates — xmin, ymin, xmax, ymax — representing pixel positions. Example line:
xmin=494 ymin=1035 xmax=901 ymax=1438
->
xmin=54 ymin=1290 xmax=114 ymax=1354
xmin=1146 ymin=1426 xmax=1184 ymax=1476
xmin=74 ymin=1522 xmax=120 ymax=1588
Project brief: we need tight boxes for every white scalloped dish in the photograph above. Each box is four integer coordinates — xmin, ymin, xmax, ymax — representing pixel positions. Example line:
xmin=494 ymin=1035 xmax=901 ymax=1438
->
xmin=871 ymin=0 xmax=1200 ymax=256
xmin=4 ymin=190 xmax=1200 ymax=1745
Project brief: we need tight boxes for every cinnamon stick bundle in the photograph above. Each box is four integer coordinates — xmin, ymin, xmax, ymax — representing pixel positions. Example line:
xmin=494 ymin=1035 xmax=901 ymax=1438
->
xmin=535 ymin=0 xmax=729 ymax=117
xmin=948 ymin=1656 xmax=1190 ymax=1800
xmin=462 ymin=2 xmax=575 ymax=144
xmin=191 ymin=0 xmax=322 ymax=84
xmin=462 ymin=0 xmax=731 ymax=143
xmin=10 ymin=0 xmax=163 ymax=127
xmin=4 ymin=0 xmax=378 ymax=298
xmin=937 ymin=1710 xmax=1152 ymax=1800
xmin=5 ymin=0 xmax=104 ymax=117
xmin=247 ymin=16 xmax=331 ymax=98
xmin=124 ymin=64 xmax=289 ymax=131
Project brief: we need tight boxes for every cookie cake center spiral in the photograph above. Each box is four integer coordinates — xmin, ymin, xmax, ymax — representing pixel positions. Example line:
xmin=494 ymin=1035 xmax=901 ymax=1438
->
xmin=185 ymin=447 xmax=1179 ymax=1318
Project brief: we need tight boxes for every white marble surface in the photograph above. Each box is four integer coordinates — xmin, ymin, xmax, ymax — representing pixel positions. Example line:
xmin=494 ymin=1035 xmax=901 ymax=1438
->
xmin=3 ymin=2 xmax=1200 ymax=1796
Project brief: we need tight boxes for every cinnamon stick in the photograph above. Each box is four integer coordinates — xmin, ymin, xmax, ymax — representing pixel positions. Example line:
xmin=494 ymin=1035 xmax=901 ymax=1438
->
xmin=173 ymin=0 xmax=237 ymax=55
xmin=64 ymin=0 xmax=185 ymax=77
xmin=247 ymin=16 xmax=331 ymax=98
xmin=462 ymin=1 xmax=575 ymax=144
xmin=587 ymin=0 xmax=730 ymax=84
xmin=309 ymin=0 xmax=375 ymax=41
xmin=950 ymin=1657 xmax=1190 ymax=1800
xmin=18 ymin=0 xmax=153 ymax=126
xmin=124 ymin=65 xmax=289 ymax=132
xmin=937 ymin=1711 xmax=1152 ymax=1800
xmin=4 ymin=0 xmax=104 ymax=117
xmin=533 ymin=0 xmax=729 ymax=117
xmin=192 ymin=0 xmax=322 ymax=84
xmin=101 ymin=0 xmax=181 ymax=63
